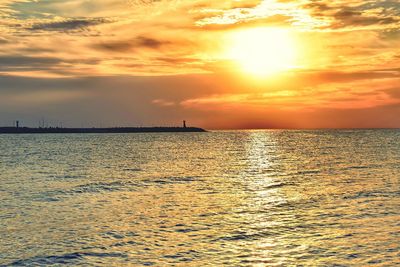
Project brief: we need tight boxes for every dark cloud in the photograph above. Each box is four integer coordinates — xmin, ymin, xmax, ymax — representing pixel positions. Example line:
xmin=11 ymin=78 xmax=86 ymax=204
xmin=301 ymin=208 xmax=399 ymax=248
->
xmin=278 ymin=69 xmax=400 ymax=89
xmin=334 ymin=9 xmax=361 ymax=18
xmin=155 ymin=57 xmax=198 ymax=64
xmin=382 ymin=29 xmax=400 ymax=40
xmin=331 ymin=8 xmax=398 ymax=28
xmin=302 ymin=0 xmax=400 ymax=29
xmin=0 ymin=55 xmax=99 ymax=74
xmin=18 ymin=47 xmax=56 ymax=53
xmin=92 ymin=36 xmax=170 ymax=52
xmin=92 ymin=40 xmax=134 ymax=52
xmin=383 ymin=87 xmax=400 ymax=99
xmin=29 ymin=18 xmax=110 ymax=32
xmin=0 ymin=55 xmax=100 ymax=66
xmin=303 ymin=1 xmax=334 ymax=14
xmin=0 ymin=55 xmax=61 ymax=67
xmin=313 ymin=69 xmax=400 ymax=82
xmin=0 ymin=38 xmax=8 ymax=44
xmin=136 ymin=37 xmax=167 ymax=48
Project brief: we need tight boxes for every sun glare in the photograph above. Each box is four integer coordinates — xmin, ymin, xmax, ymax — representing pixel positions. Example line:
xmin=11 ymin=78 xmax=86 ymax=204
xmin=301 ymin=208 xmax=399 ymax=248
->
xmin=227 ymin=27 xmax=297 ymax=76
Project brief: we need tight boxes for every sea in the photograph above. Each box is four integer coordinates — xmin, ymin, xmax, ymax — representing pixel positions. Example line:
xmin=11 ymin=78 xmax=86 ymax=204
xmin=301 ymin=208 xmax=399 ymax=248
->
xmin=0 ymin=130 xmax=399 ymax=266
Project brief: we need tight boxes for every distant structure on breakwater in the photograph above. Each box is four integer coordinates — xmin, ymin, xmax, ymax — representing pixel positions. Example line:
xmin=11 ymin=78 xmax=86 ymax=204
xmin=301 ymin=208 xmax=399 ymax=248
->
xmin=0 ymin=120 xmax=206 ymax=134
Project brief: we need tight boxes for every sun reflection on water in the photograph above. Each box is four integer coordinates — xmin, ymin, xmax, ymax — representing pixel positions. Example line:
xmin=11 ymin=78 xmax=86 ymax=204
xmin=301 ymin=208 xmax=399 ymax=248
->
xmin=1 ymin=130 xmax=399 ymax=266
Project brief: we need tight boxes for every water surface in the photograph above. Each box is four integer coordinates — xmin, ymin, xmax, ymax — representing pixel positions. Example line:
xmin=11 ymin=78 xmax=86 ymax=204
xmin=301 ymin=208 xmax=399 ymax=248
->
xmin=1 ymin=130 xmax=399 ymax=266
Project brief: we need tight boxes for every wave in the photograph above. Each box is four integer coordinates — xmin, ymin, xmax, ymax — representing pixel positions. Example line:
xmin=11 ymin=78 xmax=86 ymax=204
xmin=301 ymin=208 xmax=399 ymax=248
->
xmin=5 ymin=251 xmax=128 ymax=266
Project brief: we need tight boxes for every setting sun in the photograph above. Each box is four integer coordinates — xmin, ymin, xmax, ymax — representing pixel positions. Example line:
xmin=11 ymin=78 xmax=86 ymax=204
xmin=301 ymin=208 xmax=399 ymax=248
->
xmin=227 ymin=27 xmax=297 ymax=76
xmin=1 ymin=1 xmax=400 ymax=266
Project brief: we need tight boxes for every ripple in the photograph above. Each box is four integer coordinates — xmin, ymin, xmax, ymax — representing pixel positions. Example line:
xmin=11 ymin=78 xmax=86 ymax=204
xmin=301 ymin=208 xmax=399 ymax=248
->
xmin=1 ymin=130 xmax=400 ymax=266
xmin=6 ymin=251 xmax=128 ymax=266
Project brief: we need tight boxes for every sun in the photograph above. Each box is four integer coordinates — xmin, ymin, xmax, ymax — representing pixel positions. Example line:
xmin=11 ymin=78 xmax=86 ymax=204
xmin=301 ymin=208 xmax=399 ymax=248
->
xmin=227 ymin=27 xmax=297 ymax=76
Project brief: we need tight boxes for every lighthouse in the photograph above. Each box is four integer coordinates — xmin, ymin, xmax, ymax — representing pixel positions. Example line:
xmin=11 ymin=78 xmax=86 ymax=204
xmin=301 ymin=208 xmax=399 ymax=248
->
xmin=183 ymin=120 xmax=187 ymax=128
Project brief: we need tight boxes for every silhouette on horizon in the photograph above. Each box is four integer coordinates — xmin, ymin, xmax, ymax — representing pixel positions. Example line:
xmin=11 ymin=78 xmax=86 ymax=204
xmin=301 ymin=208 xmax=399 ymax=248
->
xmin=0 ymin=121 xmax=206 ymax=134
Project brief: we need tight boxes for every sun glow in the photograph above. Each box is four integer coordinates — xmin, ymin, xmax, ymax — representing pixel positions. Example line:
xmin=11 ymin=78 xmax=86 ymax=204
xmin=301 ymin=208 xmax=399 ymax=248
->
xmin=227 ymin=27 xmax=297 ymax=76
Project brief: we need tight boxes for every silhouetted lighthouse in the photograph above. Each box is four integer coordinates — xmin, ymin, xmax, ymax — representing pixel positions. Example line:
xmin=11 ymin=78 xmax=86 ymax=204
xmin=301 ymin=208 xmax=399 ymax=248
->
xmin=183 ymin=120 xmax=187 ymax=128
xmin=16 ymin=120 xmax=19 ymax=128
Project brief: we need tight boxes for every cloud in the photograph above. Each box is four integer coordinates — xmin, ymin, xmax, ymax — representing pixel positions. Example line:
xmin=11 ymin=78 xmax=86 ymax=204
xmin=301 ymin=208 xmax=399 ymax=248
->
xmin=136 ymin=36 xmax=166 ymax=49
xmin=383 ymin=87 xmax=400 ymax=99
xmin=0 ymin=37 xmax=8 ymax=44
xmin=302 ymin=0 xmax=400 ymax=31
xmin=330 ymin=8 xmax=399 ymax=29
xmin=28 ymin=17 xmax=111 ymax=32
xmin=179 ymin=69 xmax=400 ymax=112
xmin=230 ymin=0 xmax=262 ymax=9
xmin=0 ymin=89 xmax=88 ymax=107
xmin=0 ymin=55 xmax=61 ymax=69
xmin=92 ymin=40 xmax=135 ymax=52
xmin=194 ymin=0 xmax=329 ymax=29
xmin=0 ymin=72 xmax=399 ymax=128
xmin=92 ymin=36 xmax=171 ymax=52
xmin=195 ymin=14 xmax=293 ymax=30
xmin=302 ymin=2 xmax=333 ymax=13
xmin=298 ymin=69 xmax=400 ymax=84
xmin=0 ymin=54 xmax=103 ymax=78
xmin=1 ymin=0 xmax=398 ymax=77
xmin=152 ymin=99 xmax=176 ymax=106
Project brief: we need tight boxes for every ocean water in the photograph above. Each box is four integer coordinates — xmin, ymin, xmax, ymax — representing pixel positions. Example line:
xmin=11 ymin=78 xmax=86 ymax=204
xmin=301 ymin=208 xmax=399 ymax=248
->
xmin=0 ymin=130 xmax=399 ymax=266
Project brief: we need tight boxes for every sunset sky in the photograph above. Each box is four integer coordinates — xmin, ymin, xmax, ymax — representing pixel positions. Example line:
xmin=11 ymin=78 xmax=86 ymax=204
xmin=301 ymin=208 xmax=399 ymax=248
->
xmin=0 ymin=0 xmax=399 ymax=129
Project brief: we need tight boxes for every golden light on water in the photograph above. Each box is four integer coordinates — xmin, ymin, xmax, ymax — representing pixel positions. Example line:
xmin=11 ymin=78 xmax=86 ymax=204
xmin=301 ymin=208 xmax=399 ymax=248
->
xmin=2 ymin=131 xmax=400 ymax=265
xmin=226 ymin=27 xmax=298 ymax=77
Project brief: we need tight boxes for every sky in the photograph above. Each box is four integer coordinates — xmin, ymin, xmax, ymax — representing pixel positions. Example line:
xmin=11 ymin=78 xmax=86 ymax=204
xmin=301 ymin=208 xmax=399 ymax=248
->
xmin=0 ymin=0 xmax=399 ymax=129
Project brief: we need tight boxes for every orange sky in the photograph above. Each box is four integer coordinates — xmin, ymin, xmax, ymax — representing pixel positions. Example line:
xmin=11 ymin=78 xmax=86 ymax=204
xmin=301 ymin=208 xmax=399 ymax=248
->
xmin=0 ymin=0 xmax=399 ymax=128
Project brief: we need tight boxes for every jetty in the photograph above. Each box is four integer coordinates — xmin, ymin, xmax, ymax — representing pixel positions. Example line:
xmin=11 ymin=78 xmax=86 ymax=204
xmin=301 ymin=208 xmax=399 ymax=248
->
xmin=0 ymin=127 xmax=206 ymax=134
xmin=0 ymin=121 xmax=206 ymax=134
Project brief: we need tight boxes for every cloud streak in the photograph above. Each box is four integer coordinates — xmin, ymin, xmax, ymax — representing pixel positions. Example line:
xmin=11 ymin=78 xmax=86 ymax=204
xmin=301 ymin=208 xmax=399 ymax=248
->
xmin=29 ymin=18 xmax=111 ymax=32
